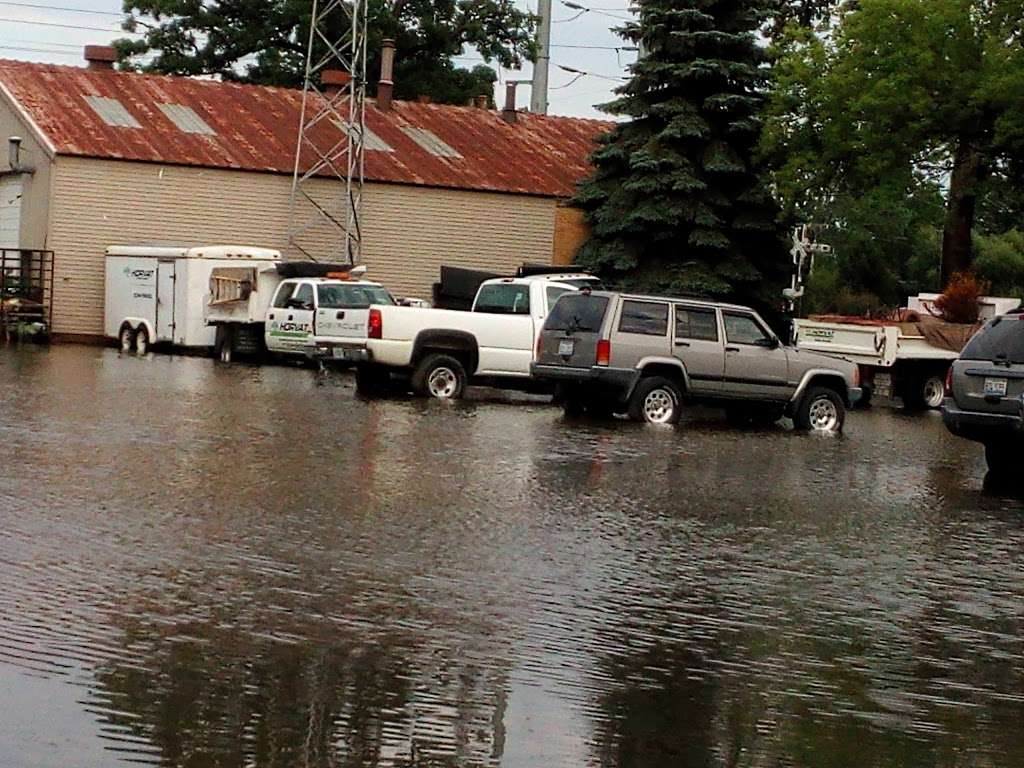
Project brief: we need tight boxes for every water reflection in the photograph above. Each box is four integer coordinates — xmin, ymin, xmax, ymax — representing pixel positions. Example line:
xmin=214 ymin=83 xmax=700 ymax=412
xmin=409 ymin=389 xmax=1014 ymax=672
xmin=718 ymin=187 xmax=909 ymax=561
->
xmin=1 ymin=346 xmax=1023 ymax=767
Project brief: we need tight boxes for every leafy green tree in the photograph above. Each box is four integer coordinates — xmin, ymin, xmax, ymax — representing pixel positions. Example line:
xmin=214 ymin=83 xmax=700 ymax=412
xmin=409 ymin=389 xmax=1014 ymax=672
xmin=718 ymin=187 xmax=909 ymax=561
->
xmin=762 ymin=0 xmax=1024 ymax=288
xmin=115 ymin=0 xmax=534 ymax=105
xmin=574 ymin=0 xmax=789 ymax=311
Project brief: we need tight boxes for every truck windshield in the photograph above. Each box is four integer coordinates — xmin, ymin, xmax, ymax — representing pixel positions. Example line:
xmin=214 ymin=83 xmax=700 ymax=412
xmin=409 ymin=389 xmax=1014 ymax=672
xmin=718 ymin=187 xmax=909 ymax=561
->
xmin=961 ymin=314 xmax=1024 ymax=363
xmin=317 ymin=284 xmax=395 ymax=309
xmin=545 ymin=294 xmax=609 ymax=332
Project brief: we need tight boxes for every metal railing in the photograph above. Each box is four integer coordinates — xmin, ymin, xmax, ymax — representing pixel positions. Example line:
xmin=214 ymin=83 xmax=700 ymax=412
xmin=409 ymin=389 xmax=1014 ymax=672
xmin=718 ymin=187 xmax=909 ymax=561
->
xmin=1 ymin=248 xmax=54 ymax=339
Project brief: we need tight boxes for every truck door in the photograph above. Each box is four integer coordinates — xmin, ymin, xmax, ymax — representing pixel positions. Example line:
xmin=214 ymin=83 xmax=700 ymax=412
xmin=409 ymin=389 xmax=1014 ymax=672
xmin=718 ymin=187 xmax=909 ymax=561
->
xmin=156 ymin=260 xmax=176 ymax=343
xmin=471 ymin=282 xmax=534 ymax=375
xmin=721 ymin=311 xmax=791 ymax=400
xmin=265 ymin=281 xmax=314 ymax=353
xmin=673 ymin=305 xmax=723 ymax=394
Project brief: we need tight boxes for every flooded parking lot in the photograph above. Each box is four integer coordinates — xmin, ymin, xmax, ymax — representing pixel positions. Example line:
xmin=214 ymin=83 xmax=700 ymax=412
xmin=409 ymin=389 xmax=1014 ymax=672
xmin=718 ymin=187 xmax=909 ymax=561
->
xmin=2 ymin=345 xmax=1023 ymax=767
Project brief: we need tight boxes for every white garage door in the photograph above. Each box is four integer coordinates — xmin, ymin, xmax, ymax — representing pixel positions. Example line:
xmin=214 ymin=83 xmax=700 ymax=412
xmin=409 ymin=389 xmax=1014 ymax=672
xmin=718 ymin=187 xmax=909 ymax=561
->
xmin=0 ymin=176 xmax=23 ymax=249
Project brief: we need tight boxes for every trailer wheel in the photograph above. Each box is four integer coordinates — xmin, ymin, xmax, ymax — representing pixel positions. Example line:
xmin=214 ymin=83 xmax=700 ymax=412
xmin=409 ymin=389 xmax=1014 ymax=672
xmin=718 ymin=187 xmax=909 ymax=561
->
xmin=118 ymin=324 xmax=136 ymax=352
xmin=135 ymin=326 xmax=150 ymax=356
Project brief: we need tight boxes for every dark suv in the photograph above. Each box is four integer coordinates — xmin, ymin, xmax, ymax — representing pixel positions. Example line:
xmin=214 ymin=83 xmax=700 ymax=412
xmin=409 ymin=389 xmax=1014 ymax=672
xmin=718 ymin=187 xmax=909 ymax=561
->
xmin=943 ymin=312 xmax=1024 ymax=474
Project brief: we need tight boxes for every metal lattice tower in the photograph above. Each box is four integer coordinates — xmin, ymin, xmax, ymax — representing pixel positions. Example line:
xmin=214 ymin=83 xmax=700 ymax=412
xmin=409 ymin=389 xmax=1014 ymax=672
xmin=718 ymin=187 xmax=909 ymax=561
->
xmin=288 ymin=0 xmax=368 ymax=264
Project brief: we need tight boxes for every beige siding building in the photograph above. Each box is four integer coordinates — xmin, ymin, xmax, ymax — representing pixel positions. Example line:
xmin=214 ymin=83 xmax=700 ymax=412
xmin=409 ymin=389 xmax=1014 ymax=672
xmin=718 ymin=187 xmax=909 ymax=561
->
xmin=0 ymin=50 xmax=606 ymax=340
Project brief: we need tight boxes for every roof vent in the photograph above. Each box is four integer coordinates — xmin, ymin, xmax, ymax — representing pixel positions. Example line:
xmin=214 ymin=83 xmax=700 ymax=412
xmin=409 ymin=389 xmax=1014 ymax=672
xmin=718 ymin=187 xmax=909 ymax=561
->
xmin=158 ymin=103 xmax=216 ymax=135
xmin=400 ymin=127 xmax=461 ymax=158
xmin=84 ymin=45 xmax=117 ymax=71
xmin=84 ymin=96 xmax=141 ymax=129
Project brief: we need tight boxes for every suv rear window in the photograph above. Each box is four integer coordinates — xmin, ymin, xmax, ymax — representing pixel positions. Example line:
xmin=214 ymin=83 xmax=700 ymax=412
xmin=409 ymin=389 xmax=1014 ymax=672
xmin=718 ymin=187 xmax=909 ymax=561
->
xmin=961 ymin=315 xmax=1024 ymax=363
xmin=545 ymin=294 xmax=609 ymax=332
xmin=619 ymin=300 xmax=669 ymax=336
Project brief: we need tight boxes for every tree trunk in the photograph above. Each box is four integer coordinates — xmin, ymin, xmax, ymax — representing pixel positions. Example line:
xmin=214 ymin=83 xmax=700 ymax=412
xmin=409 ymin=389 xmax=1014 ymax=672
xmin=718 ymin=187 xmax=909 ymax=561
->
xmin=940 ymin=141 xmax=985 ymax=286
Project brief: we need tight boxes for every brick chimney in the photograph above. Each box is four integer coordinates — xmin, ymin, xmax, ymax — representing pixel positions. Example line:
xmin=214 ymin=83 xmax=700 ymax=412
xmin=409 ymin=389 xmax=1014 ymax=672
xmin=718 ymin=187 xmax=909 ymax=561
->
xmin=321 ymin=70 xmax=351 ymax=98
xmin=84 ymin=45 xmax=117 ymax=70
xmin=502 ymin=81 xmax=518 ymax=123
xmin=377 ymin=39 xmax=395 ymax=111
xmin=474 ymin=94 xmax=489 ymax=110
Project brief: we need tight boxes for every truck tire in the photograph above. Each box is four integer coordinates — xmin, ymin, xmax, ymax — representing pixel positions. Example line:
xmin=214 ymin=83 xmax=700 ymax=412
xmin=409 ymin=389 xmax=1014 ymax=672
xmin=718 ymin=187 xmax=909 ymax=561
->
xmin=412 ymin=354 xmax=467 ymax=400
xmin=903 ymin=372 xmax=945 ymax=410
xmin=355 ymin=365 xmax=391 ymax=396
xmin=627 ymin=376 xmax=682 ymax=425
xmin=215 ymin=325 xmax=234 ymax=363
xmin=118 ymin=324 xmax=135 ymax=352
xmin=794 ymin=386 xmax=845 ymax=433
xmin=135 ymin=326 xmax=150 ymax=356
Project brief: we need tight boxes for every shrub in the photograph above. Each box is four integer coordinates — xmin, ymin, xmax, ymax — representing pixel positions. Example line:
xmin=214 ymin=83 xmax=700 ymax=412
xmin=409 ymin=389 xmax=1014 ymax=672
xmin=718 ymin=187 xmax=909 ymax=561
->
xmin=934 ymin=272 xmax=987 ymax=323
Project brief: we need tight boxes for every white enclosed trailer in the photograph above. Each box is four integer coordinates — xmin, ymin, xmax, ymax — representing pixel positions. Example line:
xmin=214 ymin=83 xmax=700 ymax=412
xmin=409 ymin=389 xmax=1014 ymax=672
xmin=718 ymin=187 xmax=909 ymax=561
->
xmin=104 ymin=245 xmax=281 ymax=353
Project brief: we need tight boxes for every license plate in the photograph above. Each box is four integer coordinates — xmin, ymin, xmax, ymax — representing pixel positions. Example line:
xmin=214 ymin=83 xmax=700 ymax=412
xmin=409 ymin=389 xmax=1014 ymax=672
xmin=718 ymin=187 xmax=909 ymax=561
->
xmin=332 ymin=347 xmax=362 ymax=360
xmin=984 ymin=378 xmax=1007 ymax=397
xmin=558 ymin=340 xmax=575 ymax=356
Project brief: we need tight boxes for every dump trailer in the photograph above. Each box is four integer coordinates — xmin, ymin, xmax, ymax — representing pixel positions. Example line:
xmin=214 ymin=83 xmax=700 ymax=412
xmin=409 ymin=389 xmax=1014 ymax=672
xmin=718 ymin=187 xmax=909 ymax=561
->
xmin=792 ymin=294 xmax=1021 ymax=408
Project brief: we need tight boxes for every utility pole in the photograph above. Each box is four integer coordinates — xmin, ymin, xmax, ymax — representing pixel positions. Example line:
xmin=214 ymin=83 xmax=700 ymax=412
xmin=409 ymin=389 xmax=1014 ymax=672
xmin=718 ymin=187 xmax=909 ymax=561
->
xmin=530 ymin=0 xmax=552 ymax=115
xmin=288 ymin=0 xmax=368 ymax=264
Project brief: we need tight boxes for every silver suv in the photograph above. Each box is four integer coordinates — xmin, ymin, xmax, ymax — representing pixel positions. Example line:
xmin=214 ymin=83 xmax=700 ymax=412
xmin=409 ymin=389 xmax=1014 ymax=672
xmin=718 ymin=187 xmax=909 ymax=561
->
xmin=942 ymin=312 xmax=1024 ymax=475
xmin=531 ymin=291 xmax=862 ymax=432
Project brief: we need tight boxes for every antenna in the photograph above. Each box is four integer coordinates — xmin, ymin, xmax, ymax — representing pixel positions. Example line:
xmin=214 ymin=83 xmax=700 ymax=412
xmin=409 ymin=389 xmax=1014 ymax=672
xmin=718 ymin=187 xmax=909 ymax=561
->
xmin=288 ymin=0 xmax=368 ymax=265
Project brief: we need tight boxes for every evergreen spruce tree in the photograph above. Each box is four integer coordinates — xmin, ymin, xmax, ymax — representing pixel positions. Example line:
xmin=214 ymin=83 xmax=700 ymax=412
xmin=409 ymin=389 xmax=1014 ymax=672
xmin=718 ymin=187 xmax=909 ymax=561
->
xmin=575 ymin=0 xmax=789 ymax=310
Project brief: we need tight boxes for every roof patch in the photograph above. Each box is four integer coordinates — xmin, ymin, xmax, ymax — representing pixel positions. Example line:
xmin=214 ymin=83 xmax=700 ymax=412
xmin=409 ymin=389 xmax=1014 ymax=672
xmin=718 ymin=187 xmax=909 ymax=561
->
xmin=84 ymin=95 xmax=141 ymax=129
xmin=158 ymin=103 xmax=216 ymax=135
xmin=401 ymin=127 xmax=462 ymax=158
xmin=334 ymin=120 xmax=393 ymax=152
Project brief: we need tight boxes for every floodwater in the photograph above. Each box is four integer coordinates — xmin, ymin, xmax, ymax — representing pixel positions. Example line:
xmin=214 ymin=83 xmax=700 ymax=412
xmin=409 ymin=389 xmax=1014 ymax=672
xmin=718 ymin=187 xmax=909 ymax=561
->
xmin=1 ymin=345 xmax=1023 ymax=768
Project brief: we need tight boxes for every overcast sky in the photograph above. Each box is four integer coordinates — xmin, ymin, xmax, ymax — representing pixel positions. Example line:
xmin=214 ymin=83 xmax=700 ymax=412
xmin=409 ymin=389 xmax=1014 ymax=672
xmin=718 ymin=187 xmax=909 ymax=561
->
xmin=0 ymin=0 xmax=636 ymax=119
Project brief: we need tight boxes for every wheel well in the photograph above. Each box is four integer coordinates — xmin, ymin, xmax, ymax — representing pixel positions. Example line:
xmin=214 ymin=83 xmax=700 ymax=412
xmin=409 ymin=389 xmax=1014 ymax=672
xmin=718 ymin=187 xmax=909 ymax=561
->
xmin=804 ymin=374 xmax=847 ymax=405
xmin=412 ymin=331 xmax=478 ymax=374
xmin=638 ymin=363 xmax=687 ymax=391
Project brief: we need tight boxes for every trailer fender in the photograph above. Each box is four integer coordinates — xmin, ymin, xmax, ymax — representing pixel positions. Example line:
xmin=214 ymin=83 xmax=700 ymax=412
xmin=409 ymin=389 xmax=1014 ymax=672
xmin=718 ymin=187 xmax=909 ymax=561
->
xmin=121 ymin=316 xmax=155 ymax=343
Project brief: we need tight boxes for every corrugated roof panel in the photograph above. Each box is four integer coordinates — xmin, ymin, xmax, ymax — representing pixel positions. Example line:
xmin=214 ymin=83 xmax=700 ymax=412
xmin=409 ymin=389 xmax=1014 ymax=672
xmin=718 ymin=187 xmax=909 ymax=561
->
xmin=158 ymin=103 xmax=215 ymax=135
xmin=84 ymin=95 xmax=141 ymax=129
xmin=400 ymin=127 xmax=461 ymax=158
xmin=0 ymin=59 xmax=612 ymax=197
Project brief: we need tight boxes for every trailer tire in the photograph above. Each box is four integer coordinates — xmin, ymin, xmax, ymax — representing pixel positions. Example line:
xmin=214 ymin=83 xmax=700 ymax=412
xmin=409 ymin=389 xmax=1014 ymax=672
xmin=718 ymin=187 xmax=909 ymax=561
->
xmin=412 ymin=354 xmax=467 ymax=400
xmin=118 ymin=324 xmax=135 ymax=352
xmin=135 ymin=326 xmax=150 ymax=356
xmin=794 ymin=386 xmax=845 ymax=433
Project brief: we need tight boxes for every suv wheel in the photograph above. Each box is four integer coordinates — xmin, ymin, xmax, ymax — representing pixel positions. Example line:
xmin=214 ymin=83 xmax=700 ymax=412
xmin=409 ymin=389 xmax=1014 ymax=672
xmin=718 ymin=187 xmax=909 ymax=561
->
xmin=413 ymin=353 xmax=467 ymax=400
xmin=628 ymin=377 xmax=682 ymax=425
xmin=794 ymin=387 xmax=845 ymax=433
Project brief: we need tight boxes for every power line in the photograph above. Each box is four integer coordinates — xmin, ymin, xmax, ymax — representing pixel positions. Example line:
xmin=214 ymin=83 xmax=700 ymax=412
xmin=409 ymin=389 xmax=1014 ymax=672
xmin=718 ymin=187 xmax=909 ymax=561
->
xmin=0 ymin=15 xmax=140 ymax=34
xmin=0 ymin=1 xmax=122 ymax=16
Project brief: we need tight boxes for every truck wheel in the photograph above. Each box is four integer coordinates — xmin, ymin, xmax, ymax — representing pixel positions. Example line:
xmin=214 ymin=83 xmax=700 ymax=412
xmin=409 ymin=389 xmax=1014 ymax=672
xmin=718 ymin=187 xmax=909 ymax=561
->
xmin=118 ymin=324 xmax=135 ymax=352
xmin=135 ymin=326 xmax=150 ymax=355
xmin=794 ymin=387 xmax=845 ymax=433
xmin=413 ymin=354 xmax=467 ymax=400
xmin=215 ymin=325 xmax=234 ymax=363
xmin=355 ymin=365 xmax=390 ymax=396
xmin=921 ymin=374 xmax=946 ymax=409
xmin=627 ymin=376 xmax=682 ymax=425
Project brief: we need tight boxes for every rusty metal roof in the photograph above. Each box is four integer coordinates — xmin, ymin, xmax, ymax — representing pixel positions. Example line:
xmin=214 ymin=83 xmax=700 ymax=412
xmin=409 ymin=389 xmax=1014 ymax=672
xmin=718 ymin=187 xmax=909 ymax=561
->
xmin=0 ymin=59 xmax=611 ymax=198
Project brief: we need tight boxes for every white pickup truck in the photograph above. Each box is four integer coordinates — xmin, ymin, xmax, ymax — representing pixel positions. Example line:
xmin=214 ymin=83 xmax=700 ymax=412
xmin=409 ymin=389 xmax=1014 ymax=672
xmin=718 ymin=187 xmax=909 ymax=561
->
xmin=357 ymin=271 xmax=601 ymax=398
xmin=206 ymin=263 xmax=401 ymax=363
